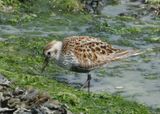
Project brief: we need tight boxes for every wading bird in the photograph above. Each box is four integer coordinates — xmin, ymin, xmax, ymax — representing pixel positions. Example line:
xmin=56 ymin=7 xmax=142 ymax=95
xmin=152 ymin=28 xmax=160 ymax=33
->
xmin=42 ymin=36 xmax=140 ymax=92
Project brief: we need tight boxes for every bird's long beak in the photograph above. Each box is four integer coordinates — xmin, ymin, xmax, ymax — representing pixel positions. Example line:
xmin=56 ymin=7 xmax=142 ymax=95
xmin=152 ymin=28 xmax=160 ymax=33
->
xmin=41 ymin=56 xmax=50 ymax=73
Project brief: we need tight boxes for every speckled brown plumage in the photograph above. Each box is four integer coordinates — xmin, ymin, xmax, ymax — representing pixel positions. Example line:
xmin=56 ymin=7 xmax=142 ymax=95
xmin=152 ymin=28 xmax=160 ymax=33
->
xmin=60 ymin=36 xmax=134 ymax=71
xmin=62 ymin=36 xmax=102 ymax=54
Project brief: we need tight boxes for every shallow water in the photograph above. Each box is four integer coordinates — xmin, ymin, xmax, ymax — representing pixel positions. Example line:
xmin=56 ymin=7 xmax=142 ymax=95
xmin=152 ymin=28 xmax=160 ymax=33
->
xmin=0 ymin=0 xmax=160 ymax=109
xmin=54 ymin=1 xmax=160 ymax=108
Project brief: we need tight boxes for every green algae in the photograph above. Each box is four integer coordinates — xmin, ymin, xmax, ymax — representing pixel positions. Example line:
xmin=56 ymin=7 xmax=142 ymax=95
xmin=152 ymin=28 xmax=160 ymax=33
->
xmin=0 ymin=33 xmax=154 ymax=114
xmin=0 ymin=0 xmax=160 ymax=113
xmin=144 ymin=74 xmax=159 ymax=80
xmin=147 ymin=0 xmax=160 ymax=4
xmin=145 ymin=37 xmax=160 ymax=43
xmin=50 ymin=0 xmax=83 ymax=12
xmin=0 ymin=69 xmax=151 ymax=114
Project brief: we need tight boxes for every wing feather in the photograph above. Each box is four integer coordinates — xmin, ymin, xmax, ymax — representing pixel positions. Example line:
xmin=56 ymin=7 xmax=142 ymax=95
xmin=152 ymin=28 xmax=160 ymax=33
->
xmin=62 ymin=36 xmax=102 ymax=54
xmin=60 ymin=36 xmax=139 ymax=71
xmin=74 ymin=42 xmax=139 ymax=70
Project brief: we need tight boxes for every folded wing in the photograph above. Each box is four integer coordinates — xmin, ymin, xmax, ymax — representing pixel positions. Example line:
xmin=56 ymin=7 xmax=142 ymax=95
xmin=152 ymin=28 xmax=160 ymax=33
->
xmin=73 ymin=41 xmax=140 ymax=70
xmin=61 ymin=36 xmax=140 ymax=71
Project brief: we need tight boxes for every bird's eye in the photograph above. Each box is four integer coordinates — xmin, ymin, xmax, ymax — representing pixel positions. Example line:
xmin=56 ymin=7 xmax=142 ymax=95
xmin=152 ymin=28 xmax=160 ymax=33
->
xmin=47 ymin=51 xmax=51 ymax=56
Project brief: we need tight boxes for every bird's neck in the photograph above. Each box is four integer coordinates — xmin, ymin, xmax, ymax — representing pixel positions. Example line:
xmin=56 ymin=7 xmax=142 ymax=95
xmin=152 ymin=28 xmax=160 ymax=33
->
xmin=55 ymin=41 xmax=63 ymax=61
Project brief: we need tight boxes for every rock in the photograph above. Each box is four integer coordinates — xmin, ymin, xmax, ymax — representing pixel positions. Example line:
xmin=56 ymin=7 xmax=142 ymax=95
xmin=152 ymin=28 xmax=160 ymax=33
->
xmin=8 ymin=98 xmax=21 ymax=108
xmin=82 ymin=0 xmax=105 ymax=14
xmin=0 ymin=85 xmax=3 ymax=91
xmin=21 ymin=88 xmax=39 ymax=101
xmin=0 ymin=76 xmax=73 ymax=114
xmin=13 ymin=87 xmax=24 ymax=96
xmin=43 ymin=101 xmax=58 ymax=109
xmin=0 ymin=108 xmax=15 ymax=113
xmin=0 ymin=74 xmax=10 ymax=86
xmin=14 ymin=108 xmax=31 ymax=114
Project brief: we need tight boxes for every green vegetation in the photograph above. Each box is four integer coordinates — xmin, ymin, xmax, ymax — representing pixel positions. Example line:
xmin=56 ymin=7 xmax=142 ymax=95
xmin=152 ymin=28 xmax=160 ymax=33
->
xmin=50 ymin=0 xmax=83 ymax=12
xmin=0 ymin=61 xmax=150 ymax=114
xmin=145 ymin=37 xmax=160 ymax=43
xmin=0 ymin=69 xmax=151 ymax=114
xmin=147 ymin=0 xmax=160 ymax=4
xmin=0 ymin=0 xmax=85 ymax=24
xmin=0 ymin=0 xmax=20 ymax=11
xmin=0 ymin=0 xmax=83 ymax=13
xmin=0 ymin=0 xmax=160 ymax=113
xmin=0 ymin=33 xmax=154 ymax=114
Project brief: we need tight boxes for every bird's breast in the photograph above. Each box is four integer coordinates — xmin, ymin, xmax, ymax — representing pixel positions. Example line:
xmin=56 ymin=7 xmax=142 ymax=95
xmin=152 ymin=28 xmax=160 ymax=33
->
xmin=57 ymin=52 xmax=80 ymax=71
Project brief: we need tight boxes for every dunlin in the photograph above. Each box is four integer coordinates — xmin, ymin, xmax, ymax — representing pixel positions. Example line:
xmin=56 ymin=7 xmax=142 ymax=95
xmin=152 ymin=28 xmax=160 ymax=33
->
xmin=42 ymin=36 xmax=140 ymax=92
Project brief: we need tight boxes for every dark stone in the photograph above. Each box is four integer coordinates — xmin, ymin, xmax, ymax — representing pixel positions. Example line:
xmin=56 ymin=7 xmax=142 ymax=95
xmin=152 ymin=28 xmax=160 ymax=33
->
xmin=0 ymin=76 xmax=72 ymax=114
xmin=82 ymin=0 xmax=105 ymax=14
xmin=0 ymin=74 xmax=10 ymax=86
xmin=58 ymin=107 xmax=67 ymax=114
xmin=13 ymin=88 xmax=24 ymax=96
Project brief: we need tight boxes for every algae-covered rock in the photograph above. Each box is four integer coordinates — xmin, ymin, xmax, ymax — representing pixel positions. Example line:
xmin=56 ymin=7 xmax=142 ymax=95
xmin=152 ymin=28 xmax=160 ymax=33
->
xmin=0 ymin=75 xmax=72 ymax=114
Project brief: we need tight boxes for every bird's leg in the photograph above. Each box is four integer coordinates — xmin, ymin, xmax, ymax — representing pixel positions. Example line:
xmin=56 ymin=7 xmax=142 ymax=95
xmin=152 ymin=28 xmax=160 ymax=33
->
xmin=87 ymin=73 xmax=91 ymax=93
xmin=81 ymin=73 xmax=92 ymax=93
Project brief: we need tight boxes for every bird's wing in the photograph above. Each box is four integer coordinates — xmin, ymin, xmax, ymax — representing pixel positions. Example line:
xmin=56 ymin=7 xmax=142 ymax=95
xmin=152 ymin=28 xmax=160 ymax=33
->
xmin=62 ymin=36 xmax=102 ymax=54
xmin=61 ymin=36 xmax=139 ymax=70
xmin=73 ymin=41 xmax=139 ymax=70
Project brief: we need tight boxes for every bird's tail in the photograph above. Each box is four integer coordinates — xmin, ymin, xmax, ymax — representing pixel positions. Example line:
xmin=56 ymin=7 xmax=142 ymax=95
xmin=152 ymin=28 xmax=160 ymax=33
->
xmin=111 ymin=49 xmax=142 ymax=61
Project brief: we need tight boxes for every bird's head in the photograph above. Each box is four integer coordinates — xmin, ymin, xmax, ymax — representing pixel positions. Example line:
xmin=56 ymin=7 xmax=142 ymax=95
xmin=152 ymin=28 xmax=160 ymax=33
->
xmin=41 ymin=40 xmax=62 ymax=72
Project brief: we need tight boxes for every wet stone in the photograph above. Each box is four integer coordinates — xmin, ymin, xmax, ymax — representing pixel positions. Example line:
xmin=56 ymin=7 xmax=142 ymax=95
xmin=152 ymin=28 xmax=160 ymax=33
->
xmin=0 ymin=76 xmax=72 ymax=114
xmin=13 ymin=87 xmax=24 ymax=96
xmin=14 ymin=108 xmax=32 ymax=114
xmin=0 ymin=74 xmax=10 ymax=86
xmin=82 ymin=0 xmax=105 ymax=14
xmin=43 ymin=101 xmax=60 ymax=110
xmin=8 ymin=98 xmax=21 ymax=108
xmin=0 ymin=108 xmax=15 ymax=113
xmin=0 ymin=85 xmax=3 ymax=91
xmin=21 ymin=89 xmax=39 ymax=101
